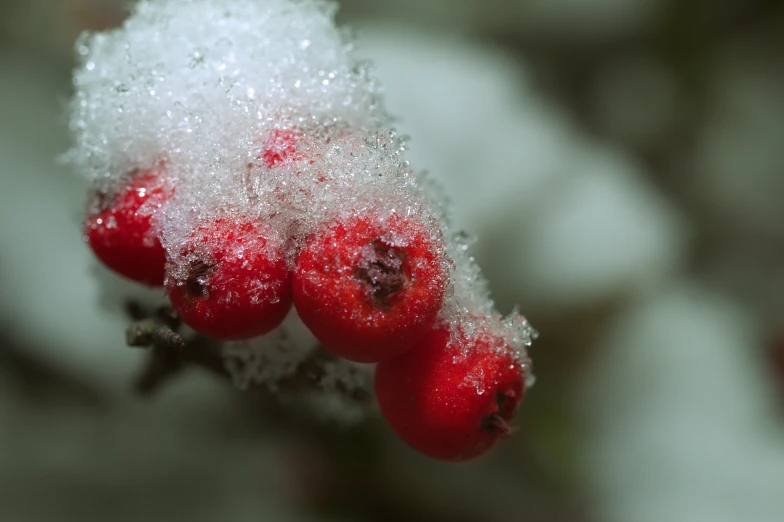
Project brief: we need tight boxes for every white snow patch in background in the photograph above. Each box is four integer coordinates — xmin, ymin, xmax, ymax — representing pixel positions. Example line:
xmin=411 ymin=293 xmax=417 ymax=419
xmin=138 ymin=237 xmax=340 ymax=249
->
xmin=509 ymin=144 xmax=688 ymax=308
xmin=581 ymin=284 xmax=784 ymax=522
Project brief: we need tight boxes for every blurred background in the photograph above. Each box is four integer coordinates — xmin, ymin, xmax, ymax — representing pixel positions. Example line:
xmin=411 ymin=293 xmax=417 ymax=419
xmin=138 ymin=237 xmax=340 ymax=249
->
xmin=2 ymin=0 xmax=784 ymax=520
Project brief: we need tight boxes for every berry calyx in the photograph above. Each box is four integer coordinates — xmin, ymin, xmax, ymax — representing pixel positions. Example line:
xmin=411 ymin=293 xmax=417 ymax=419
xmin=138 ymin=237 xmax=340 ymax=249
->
xmin=292 ymin=212 xmax=446 ymax=363
xmin=84 ymin=167 xmax=171 ymax=286
xmin=374 ymin=323 xmax=527 ymax=461
xmin=166 ymin=217 xmax=292 ymax=340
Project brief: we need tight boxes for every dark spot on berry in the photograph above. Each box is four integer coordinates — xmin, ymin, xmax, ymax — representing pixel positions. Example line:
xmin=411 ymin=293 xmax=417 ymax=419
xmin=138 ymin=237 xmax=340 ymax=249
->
xmin=480 ymin=389 xmax=518 ymax=438
xmin=481 ymin=413 xmax=514 ymax=438
xmin=354 ymin=239 xmax=409 ymax=309
xmin=185 ymin=259 xmax=215 ymax=300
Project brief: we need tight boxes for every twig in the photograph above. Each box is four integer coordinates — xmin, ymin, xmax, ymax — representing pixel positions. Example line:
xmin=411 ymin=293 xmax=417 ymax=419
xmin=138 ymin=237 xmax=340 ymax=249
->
xmin=124 ymin=301 xmax=370 ymax=404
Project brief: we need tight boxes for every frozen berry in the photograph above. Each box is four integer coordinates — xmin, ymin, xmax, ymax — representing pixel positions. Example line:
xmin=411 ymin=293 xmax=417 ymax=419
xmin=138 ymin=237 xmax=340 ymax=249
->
xmin=292 ymin=212 xmax=446 ymax=363
xmin=85 ymin=167 xmax=171 ymax=286
xmin=262 ymin=128 xmax=300 ymax=168
xmin=246 ymin=128 xmax=315 ymax=200
xmin=374 ymin=323 xmax=527 ymax=461
xmin=166 ymin=217 xmax=292 ymax=340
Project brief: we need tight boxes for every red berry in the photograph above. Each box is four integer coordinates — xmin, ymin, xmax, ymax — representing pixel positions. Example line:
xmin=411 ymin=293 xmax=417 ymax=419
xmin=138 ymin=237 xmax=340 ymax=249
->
xmin=246 ymin=128 xmax=318 ymax=201
xmin=262 ymin=129 xmax=300 ymax=168
xmin=166 ymin=217 xmax=292 ymax=340
xmin=85 ymin=167 xmax=171 ymax=286
xmin=292 ymin=212 xmax=446 ymax=363
xmin=374 ymin=323 xmax=527 ymax=461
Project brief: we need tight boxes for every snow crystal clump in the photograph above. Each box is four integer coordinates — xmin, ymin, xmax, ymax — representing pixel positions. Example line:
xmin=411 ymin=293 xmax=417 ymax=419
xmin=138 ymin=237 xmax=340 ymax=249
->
xmin=68 ymin=0 xmax=384 ymax=191
xmin=66 ymin=0 xmax=535 ymax=392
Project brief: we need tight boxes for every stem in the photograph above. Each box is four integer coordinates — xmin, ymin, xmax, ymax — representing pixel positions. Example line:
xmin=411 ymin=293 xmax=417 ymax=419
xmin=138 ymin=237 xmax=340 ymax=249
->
xmin=124 ymin=302 xmax=370 ymax=404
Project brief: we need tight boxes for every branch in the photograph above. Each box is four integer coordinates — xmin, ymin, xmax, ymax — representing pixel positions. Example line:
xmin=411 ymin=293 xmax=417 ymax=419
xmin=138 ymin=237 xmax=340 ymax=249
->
xmin=124 ymin=302 xmax=370 ymax=404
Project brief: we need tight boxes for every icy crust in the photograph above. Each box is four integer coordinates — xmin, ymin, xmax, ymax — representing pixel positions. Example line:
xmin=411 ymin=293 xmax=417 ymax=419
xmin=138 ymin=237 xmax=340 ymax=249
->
xmin=67 ymin=0 xmax=535 ymax=401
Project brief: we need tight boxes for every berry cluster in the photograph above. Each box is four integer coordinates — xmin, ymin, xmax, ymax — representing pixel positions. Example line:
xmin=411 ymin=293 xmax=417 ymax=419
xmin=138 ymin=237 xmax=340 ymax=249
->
xmin=71 ymin=0 xmax=535 ymax=462
xmin=83 ymin=132 xmax=532 ymax=460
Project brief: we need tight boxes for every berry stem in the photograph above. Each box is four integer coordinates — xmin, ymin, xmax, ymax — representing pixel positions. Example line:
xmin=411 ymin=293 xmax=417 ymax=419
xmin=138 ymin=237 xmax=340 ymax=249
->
xmin=126 ymin=319 xmax=184 ymax=349
xmin=124 ymin=303 xmax=370 ymax=403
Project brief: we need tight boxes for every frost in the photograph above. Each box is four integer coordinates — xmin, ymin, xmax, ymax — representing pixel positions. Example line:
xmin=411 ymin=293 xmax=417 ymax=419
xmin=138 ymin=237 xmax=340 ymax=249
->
xmin=66 ymin=0 xmax=535 ymax=400
xmin=223 ymin=311 xmax=373 ymax=423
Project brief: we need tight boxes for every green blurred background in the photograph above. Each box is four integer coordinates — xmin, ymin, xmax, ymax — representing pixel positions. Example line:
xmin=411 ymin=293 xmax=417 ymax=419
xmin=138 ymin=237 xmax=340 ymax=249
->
xmin=1 ymin=1 xmax=784 ymax=521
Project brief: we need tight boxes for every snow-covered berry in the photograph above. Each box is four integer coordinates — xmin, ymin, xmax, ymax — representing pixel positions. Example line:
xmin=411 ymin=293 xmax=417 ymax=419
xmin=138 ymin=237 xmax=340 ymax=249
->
xmin=166 ymin=216 xmax=292 ymax=340
xmin=293 ymin=211 xmax=446 ymax=362
xmin=375 ymin=321 xmax=528 ymax=461
xmin=84 ymin=167 xmax=171 ymax=286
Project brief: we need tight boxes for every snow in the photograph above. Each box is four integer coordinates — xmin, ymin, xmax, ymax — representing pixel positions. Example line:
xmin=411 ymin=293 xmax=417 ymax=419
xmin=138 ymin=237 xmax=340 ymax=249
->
xmin=581 ymin=284 xmax=784 ymax=522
